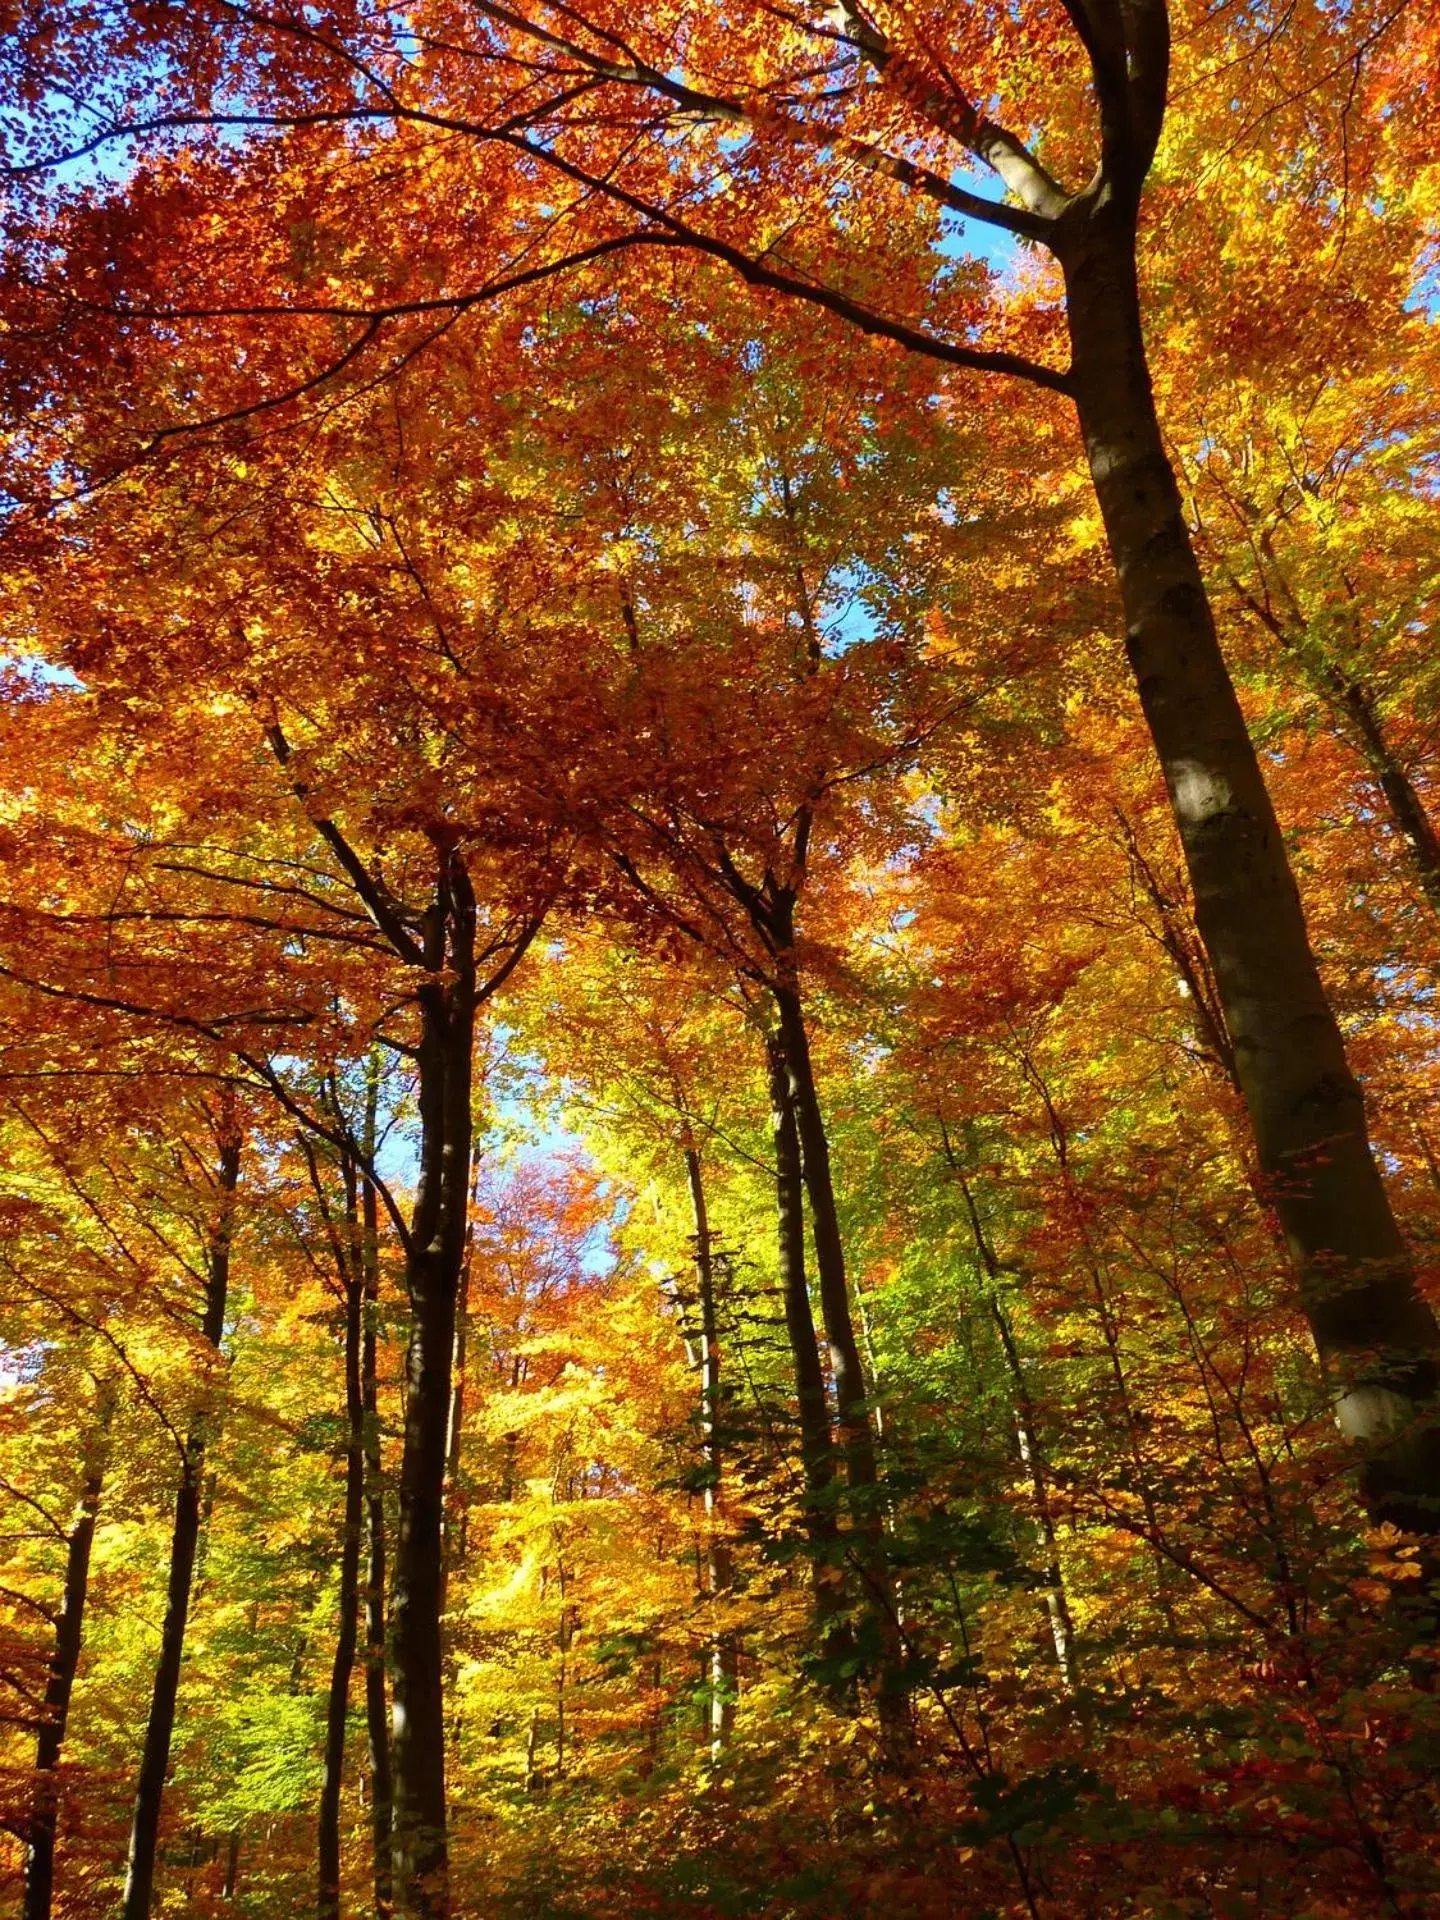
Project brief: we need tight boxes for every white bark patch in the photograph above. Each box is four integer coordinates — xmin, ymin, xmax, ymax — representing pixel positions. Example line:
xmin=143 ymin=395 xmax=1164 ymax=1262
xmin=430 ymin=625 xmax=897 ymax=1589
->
xmin=1170 ymin=760 xmax=1233 ymax=826
xmin=1335 ymin=1383 xmax=1414 ymax=1442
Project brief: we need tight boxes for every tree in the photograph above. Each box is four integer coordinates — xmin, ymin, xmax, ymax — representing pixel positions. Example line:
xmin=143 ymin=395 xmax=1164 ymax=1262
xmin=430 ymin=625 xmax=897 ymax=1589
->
xmin=0 ymin=448 xmax=559 ymax=1912
xmin=20 ymin=1374 xmax=115 ymax=1920
xmin=8 ymin=0 xmax=1438 ymax=1525
xmin=121 ymin=1106 xmax=241 ymax=1920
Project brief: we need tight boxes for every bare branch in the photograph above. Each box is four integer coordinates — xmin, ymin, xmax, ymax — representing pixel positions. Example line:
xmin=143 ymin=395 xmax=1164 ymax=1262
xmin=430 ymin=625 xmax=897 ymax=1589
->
xmin=266 ymin=722 xmax=426 ymax=967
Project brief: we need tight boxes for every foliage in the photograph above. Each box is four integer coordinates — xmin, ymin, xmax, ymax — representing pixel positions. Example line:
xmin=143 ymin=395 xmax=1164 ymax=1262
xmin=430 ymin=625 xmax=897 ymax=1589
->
xmin=2 ymin=1 xmax=1440 ymax=1915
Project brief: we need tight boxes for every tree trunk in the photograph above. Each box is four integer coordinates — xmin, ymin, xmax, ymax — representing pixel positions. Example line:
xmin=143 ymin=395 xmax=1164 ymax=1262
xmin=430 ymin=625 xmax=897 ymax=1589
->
xmin=23 ymin=1383 xmax=115 ymax=1920
xmin=684 ymin=1147 xmax=736 ymax=1753
xmin=389 ymin=855 xmax=477 ymax=1920
xmin=766 ymin=1032 xmax=845 ymax=1632
xmin=770 ymin=973 xmax=905 ymax=1727
xmin=317 ymin=1258 xmax=365 ymax=1920
xmin=439 ymin=1139 xmax=479 ymax=1620
xmin=122 ymin=1136 xmax=240 ymax=1920
xmin=1058 ymin=192 xmax=1440 ymax=1527
xmin=771 ymin=981 xmax=879 ymax=1501
xmin=361 ymin=1081 xmax=394 ymax=1920
xmin=390 ymin=1195 xmax=460 ymax=1920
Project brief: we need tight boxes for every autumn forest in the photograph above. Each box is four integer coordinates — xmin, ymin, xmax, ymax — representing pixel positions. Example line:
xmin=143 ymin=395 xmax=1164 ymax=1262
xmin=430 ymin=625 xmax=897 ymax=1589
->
xmin=1 ymin=2 xmax=1439 ymax=1915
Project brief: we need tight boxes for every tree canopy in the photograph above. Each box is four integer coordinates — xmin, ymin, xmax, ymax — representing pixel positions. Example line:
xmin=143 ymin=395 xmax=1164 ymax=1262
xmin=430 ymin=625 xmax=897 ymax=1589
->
xmin=2 ymin=2 xmax=1440 ymax=1916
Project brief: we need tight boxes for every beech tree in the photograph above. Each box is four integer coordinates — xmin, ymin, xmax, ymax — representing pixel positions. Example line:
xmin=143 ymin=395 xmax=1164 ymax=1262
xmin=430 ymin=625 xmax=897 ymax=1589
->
xmin=6 ymin=0 xmax=1439 ymax=1528
xmin=4 ymin=17 xmax=1440 ymax=1906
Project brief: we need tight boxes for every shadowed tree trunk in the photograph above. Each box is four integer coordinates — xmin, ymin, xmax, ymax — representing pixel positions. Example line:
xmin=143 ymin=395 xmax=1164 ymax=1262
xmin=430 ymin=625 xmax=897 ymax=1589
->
xmin=1056 ymin=184 xmax=1440 ymax=1527
xmin=122 ymin=1130 xmax=240 ymax=1920
xmin=771 ymin=978 xmax=879 ymax=1507
xmin=767 ymin=1031 xmax=851 ymax=1650
xmin=386 ymin=861 xmax=543 ymax=1920
xmin=23 ymin=1380 xmax=115 ymax=1920
xmin=264 ymin=729 xmax=543 ymax=1919
xmin=388 ymin=858 xmax=476 ymax=1920
xmin=769 ymin=944 xmax=906 ymax=1728
xmin=317 ymin=1269 xmax=364 ymax=1920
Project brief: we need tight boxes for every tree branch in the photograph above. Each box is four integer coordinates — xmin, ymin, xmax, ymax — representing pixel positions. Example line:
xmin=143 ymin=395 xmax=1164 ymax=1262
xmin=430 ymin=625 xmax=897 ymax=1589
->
xmin=266 ymin=722 xmax=426 ymax=967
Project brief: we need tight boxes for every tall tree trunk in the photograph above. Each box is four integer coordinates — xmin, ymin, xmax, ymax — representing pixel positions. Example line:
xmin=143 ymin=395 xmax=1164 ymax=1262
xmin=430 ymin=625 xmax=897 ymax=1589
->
xmin=771 ymin=981 xmax=879 ymax=1501
xmin=1057 ymin=192 xmax=1440 ymax=1527
xmin=766 ymin=1033 xmax=848 ymax=1641
xmin=361 ymin=1077 xmax=394 ymax=1920
xmin=317 ymin=1256 xmax=365 ymax=1920
xmin=684 ymin=1147 xmax=736 ymax=1753
xmin=23 ymin=1383 xmax=115 ymax=1920
xmin=389 ymin=855 xmax=476 ymax=1920
xmin=770 ymin=969 xmax=905 ymax=1726
xmin=390 ymin=1179 xmax=461 ymax=1920
xmin=122 ymin=1135 xmax=240 ymax=1920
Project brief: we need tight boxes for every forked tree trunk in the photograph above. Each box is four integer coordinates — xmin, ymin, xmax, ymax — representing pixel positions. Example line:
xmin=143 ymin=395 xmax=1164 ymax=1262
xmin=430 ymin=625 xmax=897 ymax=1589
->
xmin=265 ymin=731 xmax=539 ymax=1915
xmin=684 ymin=1147 xmax=737 ymax=1752
xmin=1057 ymin=191 xmax=1440 ymax=1528
xmin=122 ymin=1135 xmax=240 ymax=1920
xmin=23 ymin=1383 xmax=115 ymax=1920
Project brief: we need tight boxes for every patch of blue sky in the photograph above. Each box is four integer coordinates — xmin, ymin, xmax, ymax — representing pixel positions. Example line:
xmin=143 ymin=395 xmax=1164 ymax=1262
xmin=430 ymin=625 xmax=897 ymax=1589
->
xmin=934 ymin=152 xmax=1028 ymax=277
xmin=818 ymin=561 xmax=881 ymax=654
xmin=2 ymin=652 xmax=86 ymax=692
xmin=936 ymin=204 xmax=1022 ymax=277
